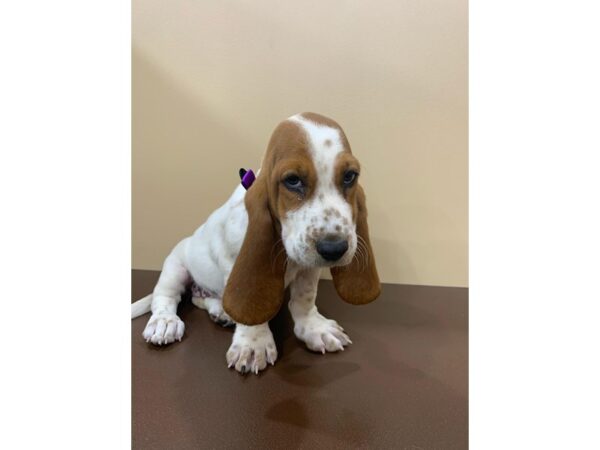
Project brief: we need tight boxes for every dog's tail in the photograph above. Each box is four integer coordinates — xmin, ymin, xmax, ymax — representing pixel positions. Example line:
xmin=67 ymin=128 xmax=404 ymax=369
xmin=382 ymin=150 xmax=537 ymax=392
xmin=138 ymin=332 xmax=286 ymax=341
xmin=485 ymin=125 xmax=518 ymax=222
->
xmin=131 ymin=294 xmax=152 ymax=319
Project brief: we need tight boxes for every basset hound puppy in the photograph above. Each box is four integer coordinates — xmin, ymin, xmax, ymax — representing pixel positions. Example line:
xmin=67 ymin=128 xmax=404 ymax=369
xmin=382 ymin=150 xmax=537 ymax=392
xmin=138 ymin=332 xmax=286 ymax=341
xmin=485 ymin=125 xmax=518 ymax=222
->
xmin=131 ymin=112 xmax=380 ymax=374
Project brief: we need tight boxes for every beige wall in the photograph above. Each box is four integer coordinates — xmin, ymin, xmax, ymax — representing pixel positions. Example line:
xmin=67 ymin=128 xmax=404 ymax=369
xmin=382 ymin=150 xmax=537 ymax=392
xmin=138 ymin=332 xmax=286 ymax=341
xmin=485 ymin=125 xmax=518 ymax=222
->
xmin=133 ymin=0 xmax=467 ymax=287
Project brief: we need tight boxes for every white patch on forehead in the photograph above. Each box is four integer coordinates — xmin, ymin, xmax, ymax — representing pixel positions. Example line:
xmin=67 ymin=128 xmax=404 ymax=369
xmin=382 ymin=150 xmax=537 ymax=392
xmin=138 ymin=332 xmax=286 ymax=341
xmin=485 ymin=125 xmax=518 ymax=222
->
xmin=280 ymin=114 xmax=357 ymax=267
xmin=287 ymin=114 xmax=344 ymax=190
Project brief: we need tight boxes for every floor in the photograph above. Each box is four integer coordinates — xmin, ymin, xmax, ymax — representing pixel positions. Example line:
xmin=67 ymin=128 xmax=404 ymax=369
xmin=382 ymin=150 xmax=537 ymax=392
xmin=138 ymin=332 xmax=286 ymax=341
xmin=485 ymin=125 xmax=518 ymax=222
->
xmin=132 ymin=270 xmax=468 ymax=449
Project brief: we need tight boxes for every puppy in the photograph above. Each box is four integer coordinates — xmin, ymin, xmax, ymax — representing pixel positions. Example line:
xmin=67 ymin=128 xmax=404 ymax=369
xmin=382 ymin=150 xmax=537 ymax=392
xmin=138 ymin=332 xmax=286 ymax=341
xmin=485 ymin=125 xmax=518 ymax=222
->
xmin=131 ymin=112 xmax=380 ymax=374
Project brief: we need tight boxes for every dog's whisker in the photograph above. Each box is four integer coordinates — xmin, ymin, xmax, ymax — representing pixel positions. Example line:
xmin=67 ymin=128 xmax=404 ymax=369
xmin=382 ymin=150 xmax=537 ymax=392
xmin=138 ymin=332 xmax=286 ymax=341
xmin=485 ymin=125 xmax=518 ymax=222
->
xmin=271 ymin=247 xmax=287 ymax=272
xmin=353 ymin=243 xmax=365 ymax=272
xmin=357 ymin=236 xmax=370 ymax=268
xmin=356 ymin=240 xmax=368 ymax=272
xmin=271 ymin=244 xmax=288 ymax=272
xmin=352 ymin=252 xmax=360 ymax=271
xmin=270 ymin=238 xmax=283 ymax=260
xmin=354 ymin=244 xmax=363 ymax=270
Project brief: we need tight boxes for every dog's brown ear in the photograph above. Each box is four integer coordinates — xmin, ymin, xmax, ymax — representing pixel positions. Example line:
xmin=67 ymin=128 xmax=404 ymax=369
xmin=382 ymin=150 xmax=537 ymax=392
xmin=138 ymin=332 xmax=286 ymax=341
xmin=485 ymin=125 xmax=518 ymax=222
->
xmin=331 ymin=185 xmax=380 ymax=304
xmin=222 ymin=175 xmax=286 ymax=325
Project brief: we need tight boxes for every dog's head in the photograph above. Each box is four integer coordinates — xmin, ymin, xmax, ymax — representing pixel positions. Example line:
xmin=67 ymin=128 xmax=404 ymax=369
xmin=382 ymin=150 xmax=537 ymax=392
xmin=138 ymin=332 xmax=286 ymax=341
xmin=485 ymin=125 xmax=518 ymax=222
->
xmin=223 ymin=113 xmax=380 ymax=325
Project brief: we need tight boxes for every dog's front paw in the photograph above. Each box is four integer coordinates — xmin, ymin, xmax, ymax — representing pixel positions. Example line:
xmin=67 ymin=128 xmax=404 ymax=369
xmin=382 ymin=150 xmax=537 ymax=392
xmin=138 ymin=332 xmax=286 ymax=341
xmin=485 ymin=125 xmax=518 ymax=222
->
xmin=142 ymin=313 xmax=185 ymax=345
xmin=226 ymin=324 xmax=277 ymax=375
xmin=294 ymin=313 xmax=352 ymax=353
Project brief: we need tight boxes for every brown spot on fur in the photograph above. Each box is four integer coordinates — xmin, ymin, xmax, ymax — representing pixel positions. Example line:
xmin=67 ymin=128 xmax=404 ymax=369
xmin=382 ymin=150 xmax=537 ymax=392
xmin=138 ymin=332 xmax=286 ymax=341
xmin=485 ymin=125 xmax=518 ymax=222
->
xmin=300 ymin=112 xmax=354 ymax=154
xmin=324 ymin=139 xmax=332 ymax=147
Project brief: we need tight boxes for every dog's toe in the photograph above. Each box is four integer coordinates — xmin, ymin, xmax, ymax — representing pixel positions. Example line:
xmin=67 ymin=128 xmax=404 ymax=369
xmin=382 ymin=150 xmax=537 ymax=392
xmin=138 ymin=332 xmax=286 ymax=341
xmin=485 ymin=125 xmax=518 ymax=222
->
xmin=226 ymin=326 xmax=277 ymax=374
xmin=294 ymin=314 xmax=351 ymax=354
xmin=143 ymin=313 xmax=185 ymax=345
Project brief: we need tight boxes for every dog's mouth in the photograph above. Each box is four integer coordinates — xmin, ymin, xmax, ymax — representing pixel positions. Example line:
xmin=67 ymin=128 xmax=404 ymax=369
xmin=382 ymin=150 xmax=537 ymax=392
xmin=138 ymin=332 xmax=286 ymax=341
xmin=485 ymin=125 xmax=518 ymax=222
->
xmin=325 ymin=254 xmax=356 ymax=268
xmin=282 ymin=234 xmax=356 ymax=269
xmin=289 ymin=249 xmax=356 ymax=269
xmin=319 ymin=260 xmax=352 ymax=269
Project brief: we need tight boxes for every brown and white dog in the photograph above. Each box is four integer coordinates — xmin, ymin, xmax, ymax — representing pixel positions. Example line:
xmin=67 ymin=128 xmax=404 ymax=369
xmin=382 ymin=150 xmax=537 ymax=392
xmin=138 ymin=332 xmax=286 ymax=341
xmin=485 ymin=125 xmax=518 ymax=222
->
xmin=131 ymin=112 xmax=380 ymax=374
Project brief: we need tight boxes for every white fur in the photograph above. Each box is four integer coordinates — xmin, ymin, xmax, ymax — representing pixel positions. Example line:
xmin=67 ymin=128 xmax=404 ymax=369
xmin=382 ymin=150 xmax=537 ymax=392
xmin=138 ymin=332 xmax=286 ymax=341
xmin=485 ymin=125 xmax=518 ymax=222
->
xmin=288 ymin=268 xmax=352 ymax=353
xmin=226 ymin=323 xmax=278 ymax=374
xmin=131 ymin=114 xmax=354 ymax=374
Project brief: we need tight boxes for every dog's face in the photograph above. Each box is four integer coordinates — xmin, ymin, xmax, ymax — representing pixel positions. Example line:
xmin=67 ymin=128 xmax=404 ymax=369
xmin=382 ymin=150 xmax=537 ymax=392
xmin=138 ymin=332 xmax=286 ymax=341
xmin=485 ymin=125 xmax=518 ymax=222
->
xmin=223 ymin=113 xmax=380 ymax=326
xmin=270 ymin=115 xmax=361 ymax=268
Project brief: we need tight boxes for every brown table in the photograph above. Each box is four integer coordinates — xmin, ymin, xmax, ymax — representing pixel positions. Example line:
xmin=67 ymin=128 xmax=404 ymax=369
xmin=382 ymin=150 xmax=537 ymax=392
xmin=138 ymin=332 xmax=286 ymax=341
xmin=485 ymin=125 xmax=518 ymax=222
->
xmin=132 ymin=270 xmax=468 ymax=449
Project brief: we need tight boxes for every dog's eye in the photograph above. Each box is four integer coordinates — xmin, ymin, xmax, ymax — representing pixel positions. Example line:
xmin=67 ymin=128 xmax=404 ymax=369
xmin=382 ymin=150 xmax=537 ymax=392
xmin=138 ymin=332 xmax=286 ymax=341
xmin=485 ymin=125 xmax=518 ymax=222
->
xmin=343 ymin=170 xmax=358 ymax=186
xmin=283 ymin=175 xmax=304 ymax=191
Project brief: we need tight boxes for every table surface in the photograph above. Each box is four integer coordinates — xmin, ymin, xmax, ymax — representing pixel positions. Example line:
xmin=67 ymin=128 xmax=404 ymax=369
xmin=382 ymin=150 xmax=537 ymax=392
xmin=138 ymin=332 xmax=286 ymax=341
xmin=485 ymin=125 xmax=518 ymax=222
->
xmin=132 ymin=270 xmax=468 ymax=449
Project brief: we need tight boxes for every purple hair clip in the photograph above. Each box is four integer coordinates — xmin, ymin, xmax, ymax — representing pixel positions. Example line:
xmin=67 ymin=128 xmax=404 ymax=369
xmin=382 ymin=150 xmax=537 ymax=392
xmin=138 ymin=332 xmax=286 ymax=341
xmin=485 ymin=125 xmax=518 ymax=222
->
xmin=239 ymin=168 xmax=256 ymax=190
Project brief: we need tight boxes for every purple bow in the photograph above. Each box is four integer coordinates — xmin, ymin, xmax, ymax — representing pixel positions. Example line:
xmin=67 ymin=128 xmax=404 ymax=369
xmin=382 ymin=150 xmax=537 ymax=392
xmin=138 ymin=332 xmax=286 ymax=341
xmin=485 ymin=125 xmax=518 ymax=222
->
xmin=239 ymin=168 xmax=256 ymax=190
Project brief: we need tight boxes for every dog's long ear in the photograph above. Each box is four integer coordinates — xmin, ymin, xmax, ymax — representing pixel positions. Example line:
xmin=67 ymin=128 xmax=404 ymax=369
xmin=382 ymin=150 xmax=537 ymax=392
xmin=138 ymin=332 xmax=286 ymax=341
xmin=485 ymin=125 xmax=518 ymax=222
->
xmin=222 ymin=175 xmax=286 ymax=325
xmin=331 ymin=185 xmax=380 ymax=304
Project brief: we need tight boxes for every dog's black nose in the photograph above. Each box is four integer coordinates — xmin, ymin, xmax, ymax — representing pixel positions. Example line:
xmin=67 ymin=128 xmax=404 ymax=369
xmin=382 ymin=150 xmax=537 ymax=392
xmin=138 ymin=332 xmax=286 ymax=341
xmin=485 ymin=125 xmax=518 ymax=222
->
xmin=316 ymin=238 xmax=349 ymax=261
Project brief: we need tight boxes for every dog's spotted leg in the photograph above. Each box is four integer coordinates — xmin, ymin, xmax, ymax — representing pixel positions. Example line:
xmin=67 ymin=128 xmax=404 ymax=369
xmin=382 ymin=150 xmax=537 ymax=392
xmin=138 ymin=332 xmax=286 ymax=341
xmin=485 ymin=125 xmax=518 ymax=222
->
xmin=288 ymin=268 xmax=352 ymax=353
xmin=226 ymin=323 xmax=277 ymax=374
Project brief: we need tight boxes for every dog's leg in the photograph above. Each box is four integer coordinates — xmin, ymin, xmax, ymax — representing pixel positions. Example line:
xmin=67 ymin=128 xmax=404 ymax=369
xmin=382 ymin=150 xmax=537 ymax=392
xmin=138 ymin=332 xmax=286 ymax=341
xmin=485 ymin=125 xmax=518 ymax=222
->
xmin=288 ymin=268 xmax=352 ymax=353
xmin=226 ymin=323 xmax=277 ymax=374
xmin=191 ymin=296 xmax=234 ymax=327
xmin=142 ymin=250 xmax=188 ymax=345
